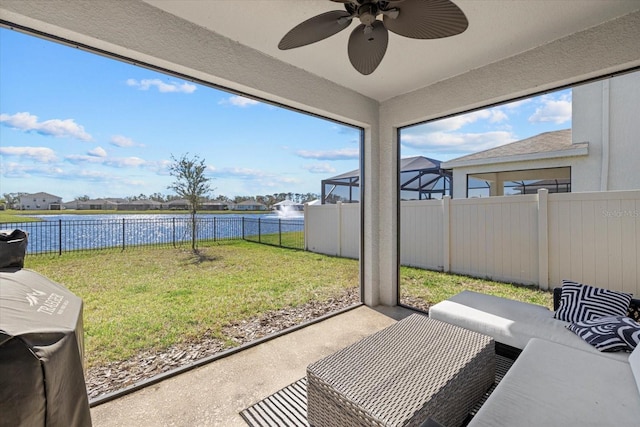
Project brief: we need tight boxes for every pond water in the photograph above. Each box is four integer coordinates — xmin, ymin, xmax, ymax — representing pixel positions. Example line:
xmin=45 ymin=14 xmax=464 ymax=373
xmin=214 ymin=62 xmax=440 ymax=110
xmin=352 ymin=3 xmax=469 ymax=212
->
xmin=4 ymin=212 xmax=304 ymax=254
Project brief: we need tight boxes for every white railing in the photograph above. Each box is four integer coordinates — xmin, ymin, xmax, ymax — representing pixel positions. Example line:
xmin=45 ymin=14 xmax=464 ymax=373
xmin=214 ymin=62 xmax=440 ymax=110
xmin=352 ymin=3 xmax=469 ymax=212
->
xmin=305 ymin=190 xmax=640 ymax=295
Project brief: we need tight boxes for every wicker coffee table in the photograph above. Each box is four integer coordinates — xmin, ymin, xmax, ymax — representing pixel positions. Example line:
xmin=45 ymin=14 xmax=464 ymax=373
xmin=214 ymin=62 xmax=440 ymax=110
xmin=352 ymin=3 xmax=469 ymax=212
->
xmin=306 ymin=314 xmax=494 ymax=427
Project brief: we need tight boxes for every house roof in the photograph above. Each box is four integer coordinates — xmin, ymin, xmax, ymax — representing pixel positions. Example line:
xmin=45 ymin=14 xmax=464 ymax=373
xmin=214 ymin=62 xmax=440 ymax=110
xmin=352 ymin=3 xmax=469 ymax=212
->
xmin=326 ymin=156 xmax=443 ymax=181
xmin=167 ymin=199 xmax=189 ymax=205
xmin=237 ymin=200 xmax=265 ymax=206
xmin=22 ymin=192 xmax=61 ymax=199
xmin=442 ymin=129 xmax=589 ymax=169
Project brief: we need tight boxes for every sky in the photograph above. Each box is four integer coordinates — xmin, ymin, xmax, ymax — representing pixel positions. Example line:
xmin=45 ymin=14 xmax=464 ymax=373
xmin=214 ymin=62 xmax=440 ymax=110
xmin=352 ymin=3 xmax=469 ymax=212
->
xmin=1 ymin=28 xmax=571 ymax=202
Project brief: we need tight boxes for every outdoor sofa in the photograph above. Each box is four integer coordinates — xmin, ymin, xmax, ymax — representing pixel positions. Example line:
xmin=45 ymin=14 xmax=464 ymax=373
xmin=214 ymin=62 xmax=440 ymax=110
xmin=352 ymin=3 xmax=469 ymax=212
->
xmin=429 ymin=282 xmax=640 ymax=426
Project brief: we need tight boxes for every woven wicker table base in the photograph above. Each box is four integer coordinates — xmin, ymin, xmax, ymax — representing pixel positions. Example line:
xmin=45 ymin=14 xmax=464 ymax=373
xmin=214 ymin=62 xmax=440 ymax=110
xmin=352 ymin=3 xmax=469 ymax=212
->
xmin=307 ymin=314 xmax=495 ymax=427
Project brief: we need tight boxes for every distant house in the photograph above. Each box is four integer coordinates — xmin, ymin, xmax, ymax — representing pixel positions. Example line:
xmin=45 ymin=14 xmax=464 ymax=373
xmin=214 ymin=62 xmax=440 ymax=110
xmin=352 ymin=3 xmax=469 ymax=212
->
xmin=19 ymin=192 xmax=62 ymax=210
xmin=76 ymin=199 xmax=120 ymax=210
xmin=63 ymin=200 xmax=79 ymax=210
xmin=116 ymin=200 xmax=162 ymax=211
xmin=231 ymin=200 xmax=267 ymax=211
xmin=166 ymin=199 xmax=190 ymax=210
xmin=442 ymin=129 xmax=585 ymax=197
xmin=444 ymin=71 xmax=640 ymax=198
xmin=201 ymin=202 xmax=228 ymax=211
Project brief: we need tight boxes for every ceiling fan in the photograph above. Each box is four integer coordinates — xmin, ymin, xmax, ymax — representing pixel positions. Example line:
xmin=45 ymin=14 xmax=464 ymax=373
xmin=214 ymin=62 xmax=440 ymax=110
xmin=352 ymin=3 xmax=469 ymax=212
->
xmin=278 ymin=0 xmax=468 ymax=75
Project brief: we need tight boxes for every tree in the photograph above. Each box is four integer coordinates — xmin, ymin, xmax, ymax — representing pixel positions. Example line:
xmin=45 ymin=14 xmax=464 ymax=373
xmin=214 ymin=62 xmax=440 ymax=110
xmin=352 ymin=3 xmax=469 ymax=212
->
xmin=3 ymin=192 xmax=25 ymax=209
xmin=167 ymin=153 xmax=212 ymax=251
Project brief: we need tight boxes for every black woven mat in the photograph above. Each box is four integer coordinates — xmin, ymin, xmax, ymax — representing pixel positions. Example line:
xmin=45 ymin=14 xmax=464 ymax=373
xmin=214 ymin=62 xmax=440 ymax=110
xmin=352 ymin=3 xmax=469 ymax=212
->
xmin=240 ymin=356 xmax=514 ymax=427
xmin=240 ymin=378 xmax=309 ymax=427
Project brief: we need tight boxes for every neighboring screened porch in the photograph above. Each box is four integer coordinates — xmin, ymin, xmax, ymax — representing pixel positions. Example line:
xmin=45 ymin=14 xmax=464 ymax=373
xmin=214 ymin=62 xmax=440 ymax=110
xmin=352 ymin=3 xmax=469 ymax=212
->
xmin=321 ymin=156 xmax=452 ymax=204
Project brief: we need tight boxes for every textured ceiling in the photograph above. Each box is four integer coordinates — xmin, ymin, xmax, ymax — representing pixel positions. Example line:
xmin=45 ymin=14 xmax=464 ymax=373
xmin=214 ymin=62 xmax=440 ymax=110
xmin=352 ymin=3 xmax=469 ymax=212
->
xmin=143 ymin=0 xmax=640 ymax=102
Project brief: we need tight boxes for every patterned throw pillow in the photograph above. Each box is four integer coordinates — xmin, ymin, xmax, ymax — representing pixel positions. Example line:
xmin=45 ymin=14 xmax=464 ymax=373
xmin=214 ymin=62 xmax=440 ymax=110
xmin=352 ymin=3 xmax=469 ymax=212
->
xmin=567 ymin=316 xmax=640 ymax=352
xmin=554 ymin=280 xmax=632 ymax=323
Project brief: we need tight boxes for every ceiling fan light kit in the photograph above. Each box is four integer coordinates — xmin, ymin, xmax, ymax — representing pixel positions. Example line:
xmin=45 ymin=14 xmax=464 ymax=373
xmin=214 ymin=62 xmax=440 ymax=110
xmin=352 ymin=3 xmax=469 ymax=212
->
xmin=278 ymin=0 xmax=468 ymax=75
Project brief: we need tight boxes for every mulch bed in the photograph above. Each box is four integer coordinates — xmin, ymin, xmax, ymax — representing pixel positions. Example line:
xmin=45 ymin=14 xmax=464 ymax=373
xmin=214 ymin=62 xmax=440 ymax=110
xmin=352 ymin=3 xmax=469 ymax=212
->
xmin=86 ymin=288 xmax=363 ymax=399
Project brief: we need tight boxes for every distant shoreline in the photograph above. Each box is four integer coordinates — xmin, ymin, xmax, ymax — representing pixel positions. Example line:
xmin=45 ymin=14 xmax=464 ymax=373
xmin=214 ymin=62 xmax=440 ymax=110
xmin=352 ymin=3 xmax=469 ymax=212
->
xmin=0 ymin=209 xmax=269 ymax=224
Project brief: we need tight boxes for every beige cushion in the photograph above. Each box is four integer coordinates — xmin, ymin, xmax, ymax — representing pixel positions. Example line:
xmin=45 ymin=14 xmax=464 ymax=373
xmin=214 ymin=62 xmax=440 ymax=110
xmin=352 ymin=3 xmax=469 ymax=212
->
xmin=630 ymin=345 xmax=640 ymax=397
xmin=429 ymin=290 xmax=629 ymax=362
xmin=468 ymin=338 xmax=640 ymax=427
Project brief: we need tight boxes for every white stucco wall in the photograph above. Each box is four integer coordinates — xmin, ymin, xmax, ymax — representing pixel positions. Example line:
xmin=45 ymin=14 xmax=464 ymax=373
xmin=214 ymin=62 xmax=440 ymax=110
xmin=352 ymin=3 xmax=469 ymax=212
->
xmin=573 ymin=71 xmax=640 ymax=192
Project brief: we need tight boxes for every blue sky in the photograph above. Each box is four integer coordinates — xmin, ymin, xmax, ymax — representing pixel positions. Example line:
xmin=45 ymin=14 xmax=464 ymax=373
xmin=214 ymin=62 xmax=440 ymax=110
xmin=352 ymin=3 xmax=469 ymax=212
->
xmin=0 ymin=28 xmax=571 ymax=202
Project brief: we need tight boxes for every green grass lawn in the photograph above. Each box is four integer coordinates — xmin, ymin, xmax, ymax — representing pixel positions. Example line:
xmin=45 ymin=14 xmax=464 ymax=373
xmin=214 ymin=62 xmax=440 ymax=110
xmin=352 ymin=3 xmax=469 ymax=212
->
xmin=401 ymin=266 xmax=553 ymax=308
xmin=0 ymin=210 xmax=42 ymax=223
xmin=26 ymin=240 xmax=358 ymax=368
xmin=25 ymin=241 xmax=552 ymax=369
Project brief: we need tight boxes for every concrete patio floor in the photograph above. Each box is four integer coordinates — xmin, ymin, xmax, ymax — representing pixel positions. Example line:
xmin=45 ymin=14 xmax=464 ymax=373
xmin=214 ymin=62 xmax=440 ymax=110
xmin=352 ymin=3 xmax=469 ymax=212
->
xmin=90 ymin=304 xmax=417 ymax=427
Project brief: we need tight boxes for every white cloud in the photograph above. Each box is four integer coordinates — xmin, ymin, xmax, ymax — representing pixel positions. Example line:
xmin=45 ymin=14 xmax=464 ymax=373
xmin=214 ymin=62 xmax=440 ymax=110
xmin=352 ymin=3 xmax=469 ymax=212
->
xmin=0 ymin=162 xmax=31 ymax=178
xmin=0 ymin=146 xmax=58 ymax=162
xmin=110 ymin=135 xmax=141 ymax=147
xmin=148 ymin=159 xmax=173 ymax=175
xmin=220 ymin=95 xmax=261 ymax=107
xmin=295 ymin=148 xmax=359 ymax=160
xmin=402 ymin=131 xmax=516 ymax=155
xmin=106 ymin=157 xmax=146 ymax=168
xmin=503 ymin=98 xmax=533 ymax=110
xmin=217 ymin=167 xmax=270 ymax=179
xmin=126 ymin=78 xmax=196 ymax=94
xmin=88 ymin=146 xmax=107 ymax=157
xmin=65 ymin=154 xmax=146 ymax=168
xmin=0 ymin=162 xmax=64 ymax=179
xmin=303 ymin=163 xmax=336 ymax=174
xmin=529 ymin=98 xmax=572 ymax=124
xmin=0 ymin=112 xmax=92 ymax=141
xmin=416 ymin=108 xmax=508 ymax=133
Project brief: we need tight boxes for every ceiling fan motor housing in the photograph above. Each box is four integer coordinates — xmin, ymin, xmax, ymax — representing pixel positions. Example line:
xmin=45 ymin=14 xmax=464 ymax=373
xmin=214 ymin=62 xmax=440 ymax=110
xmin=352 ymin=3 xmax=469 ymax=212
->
xmin=358 ymin=3 xmax=379 ymax=26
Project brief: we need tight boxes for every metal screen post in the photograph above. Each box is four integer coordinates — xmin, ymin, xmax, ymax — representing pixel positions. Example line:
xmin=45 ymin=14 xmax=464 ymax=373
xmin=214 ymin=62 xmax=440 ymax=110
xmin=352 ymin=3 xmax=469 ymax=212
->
xmin=122 ymin=218 xmax=126 ymax=251
xmin=279 ymin=218 xmax=282 ymax=247
xmin=258 ymin=218 xmax=261 ymax=243
xmin=242 ymin=217 xmax=245 ymax=240
xmin=214 ymin=217 xmax=217 ymax=242
xmin=58 ymin=219 xmax=62 ymax=256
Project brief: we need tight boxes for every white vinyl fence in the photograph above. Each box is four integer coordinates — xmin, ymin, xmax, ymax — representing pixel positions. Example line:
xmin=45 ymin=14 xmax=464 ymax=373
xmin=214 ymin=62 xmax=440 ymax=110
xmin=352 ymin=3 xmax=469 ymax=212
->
xmin=305 ymin=190 xmax=640 ymax=295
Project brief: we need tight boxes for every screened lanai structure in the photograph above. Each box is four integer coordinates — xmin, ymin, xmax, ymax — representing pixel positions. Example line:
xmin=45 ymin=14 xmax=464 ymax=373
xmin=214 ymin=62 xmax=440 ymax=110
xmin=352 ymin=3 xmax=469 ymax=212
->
xmin=322 ymin=156 xmax=452 ymax=204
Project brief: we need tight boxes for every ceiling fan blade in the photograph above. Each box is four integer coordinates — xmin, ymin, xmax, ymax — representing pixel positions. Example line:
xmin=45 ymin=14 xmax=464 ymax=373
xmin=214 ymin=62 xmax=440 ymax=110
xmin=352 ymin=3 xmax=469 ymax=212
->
xmin=278 ymin=11 xmax=352 ymax=50
xmin=383 ymin=0 xmax=468 ymax=39
xmin=348 ymin=21 xmax=388 ymax=75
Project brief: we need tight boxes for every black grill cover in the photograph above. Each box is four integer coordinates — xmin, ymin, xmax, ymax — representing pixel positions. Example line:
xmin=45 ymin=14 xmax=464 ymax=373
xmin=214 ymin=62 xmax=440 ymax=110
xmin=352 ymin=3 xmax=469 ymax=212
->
xmin=0 ymin=268 xmax=92 ymax=427
xmin=0 ymin=229 xmax=28 ymax=269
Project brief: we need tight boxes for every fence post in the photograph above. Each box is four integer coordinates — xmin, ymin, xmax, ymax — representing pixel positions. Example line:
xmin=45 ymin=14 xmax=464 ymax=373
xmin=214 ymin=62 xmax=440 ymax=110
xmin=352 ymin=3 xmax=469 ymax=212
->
xmin=122 ymin=218 xmax=126 ymax=251
xmin=172 ymin=218 xmax=176 ymax=247
xmin=303 ymin=203 xmax=308 ymax=250
xmin=58 ymin=219 xmax=62 ymax=256
xmin=278 ymin=218 xmax=282 ymax=247
xmin=242 ymin=217 xmax=245 ymax=240
xmin=336 ymin=202 xmax=342 ymax=257
xmin=214 ymin=217 xmax=217 ymax=242
xmin=443 ymin=196 xmax=451 ymax=272
xmin=537 ymin=189 xmax=550 ymax=290
xmin=258 ymin=218 xmax=262 ymax=243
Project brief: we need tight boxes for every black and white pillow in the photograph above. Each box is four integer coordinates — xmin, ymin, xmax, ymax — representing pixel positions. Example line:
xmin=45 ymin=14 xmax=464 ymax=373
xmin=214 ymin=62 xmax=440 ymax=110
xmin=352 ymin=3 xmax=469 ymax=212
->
xmin=554 ymin=280 xmax=632 ymax=323
xmin=567 ymin=316 xmax=640 ymax=352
